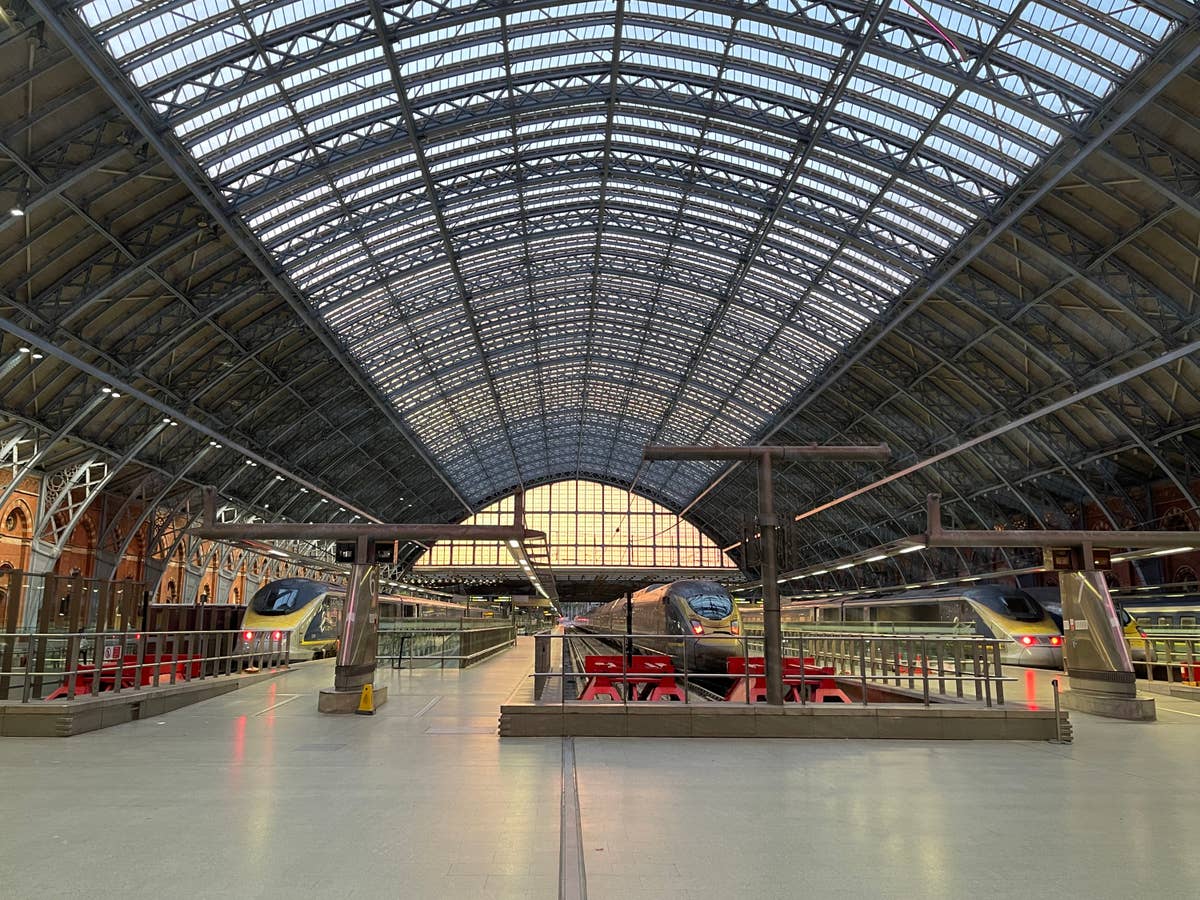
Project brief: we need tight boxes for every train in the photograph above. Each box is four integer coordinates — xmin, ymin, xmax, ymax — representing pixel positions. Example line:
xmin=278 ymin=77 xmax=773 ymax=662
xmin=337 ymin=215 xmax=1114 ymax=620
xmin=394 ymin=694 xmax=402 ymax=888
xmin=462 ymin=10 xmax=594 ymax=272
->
xmin=767 ymin=584 xmax=1063 ymax=667
xmin=239 ymin=578 xmax=476 ymax=661
xmin=579 ymin=579 xmax=743 ymax=674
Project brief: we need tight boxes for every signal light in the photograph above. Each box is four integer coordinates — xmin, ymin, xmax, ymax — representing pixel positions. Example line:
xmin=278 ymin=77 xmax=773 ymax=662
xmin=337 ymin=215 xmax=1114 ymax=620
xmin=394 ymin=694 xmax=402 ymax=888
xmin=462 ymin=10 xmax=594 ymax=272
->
xmin=1049 ymin=636 xmax=1062 ymax=647
xmin=690 ymin=620 xmax=704 ymax=635
xmin=1019 ymin=635 xmax=1035 ymax=646
xmin=243 ymin=630 xmax=253 ymax=641
xmin=272 ymin=630 xmax=282 ymax=641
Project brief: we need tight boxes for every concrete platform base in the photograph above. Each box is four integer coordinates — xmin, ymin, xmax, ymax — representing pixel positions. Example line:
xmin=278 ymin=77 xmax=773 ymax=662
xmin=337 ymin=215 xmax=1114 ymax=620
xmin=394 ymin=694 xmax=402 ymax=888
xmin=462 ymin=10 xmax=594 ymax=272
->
xmin=499 ymin=702 xmax=1062 ymax=739
xmin=318 ymin=684 xmax=388 ymax=713
xmin=1061 ymin=688 xmax=1156 ymax=721
xmin=0 ymin=667 xmax=293 ymax=737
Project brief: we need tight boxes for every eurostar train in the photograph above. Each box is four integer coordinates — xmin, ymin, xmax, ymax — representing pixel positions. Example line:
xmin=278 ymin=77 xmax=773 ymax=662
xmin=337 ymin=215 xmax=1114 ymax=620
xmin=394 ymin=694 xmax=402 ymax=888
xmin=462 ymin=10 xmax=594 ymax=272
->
xmin=239 ymin=578 xmax=472 ymax=660
xmin=580 ymin=579 xmax=743 ymax=673
xmin=772 ymin=584 xmax=1063 ymax=667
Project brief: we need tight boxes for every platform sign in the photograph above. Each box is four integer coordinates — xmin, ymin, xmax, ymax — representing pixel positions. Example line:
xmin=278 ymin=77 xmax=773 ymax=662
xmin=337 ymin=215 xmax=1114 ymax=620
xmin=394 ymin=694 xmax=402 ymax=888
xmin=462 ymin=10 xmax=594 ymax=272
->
xmin=373 ymin=541 xmax=395 ymax=564
xmin=102 ymin=643 xmax=122 ymax=661
xmin=1092 ymin=549 xmax=1112 ymax=570
xmin=1048 ymin=547 xmax=1075 ymax=571
xmin=335 ymin=541 xmax=358 ymax=564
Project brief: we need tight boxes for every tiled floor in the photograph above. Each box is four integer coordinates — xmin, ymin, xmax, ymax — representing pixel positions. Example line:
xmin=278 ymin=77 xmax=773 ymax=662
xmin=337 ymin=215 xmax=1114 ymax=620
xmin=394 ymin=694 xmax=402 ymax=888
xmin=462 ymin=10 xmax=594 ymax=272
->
xmin=2 ymin=641 xmax=1198 ymax=899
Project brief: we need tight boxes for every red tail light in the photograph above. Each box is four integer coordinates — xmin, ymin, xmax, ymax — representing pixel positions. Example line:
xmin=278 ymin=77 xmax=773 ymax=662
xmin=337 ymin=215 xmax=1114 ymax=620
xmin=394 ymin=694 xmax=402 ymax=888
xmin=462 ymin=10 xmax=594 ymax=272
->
xmin=272 ymin=630 xmax=283 ymax=641
xmin=243 ymin=630 xmax=254 ymax=641
xmin=1019 ymin=635 xmax=1035 ymax=646
xmin=1049 ymin=635 xmax=1062 ymax=647
xmin=690 ymin=620 xmax=704 ymax=635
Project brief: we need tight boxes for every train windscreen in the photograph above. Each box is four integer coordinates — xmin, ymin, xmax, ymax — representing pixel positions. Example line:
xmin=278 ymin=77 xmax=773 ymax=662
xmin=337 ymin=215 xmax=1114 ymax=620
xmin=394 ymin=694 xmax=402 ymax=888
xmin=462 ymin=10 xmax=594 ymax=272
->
xmin=250 ymin=580 xmax=325 ymax=615
xmin=685 ymin=593 xmax=734 ymax=620
xmin=983 ymin=591 xmax=1044 ymax=623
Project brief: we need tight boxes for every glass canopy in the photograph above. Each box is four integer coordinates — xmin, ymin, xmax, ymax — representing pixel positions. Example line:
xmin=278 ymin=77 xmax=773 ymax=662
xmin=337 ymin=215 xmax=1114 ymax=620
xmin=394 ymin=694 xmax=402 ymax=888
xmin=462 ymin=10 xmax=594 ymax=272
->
xmin=414 ymin=478 xmax=737 ymax=568
xmin=73 ymin=0 xmax=1179 ymax=506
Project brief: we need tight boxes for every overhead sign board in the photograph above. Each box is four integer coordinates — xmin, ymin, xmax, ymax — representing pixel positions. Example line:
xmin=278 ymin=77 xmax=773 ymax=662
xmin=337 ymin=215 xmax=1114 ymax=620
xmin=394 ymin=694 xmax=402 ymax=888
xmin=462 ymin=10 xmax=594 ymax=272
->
xmin=373 ymin=541 xmax=396 ymax=564
xmin=335 ymin=541 xmax=357 ymax=564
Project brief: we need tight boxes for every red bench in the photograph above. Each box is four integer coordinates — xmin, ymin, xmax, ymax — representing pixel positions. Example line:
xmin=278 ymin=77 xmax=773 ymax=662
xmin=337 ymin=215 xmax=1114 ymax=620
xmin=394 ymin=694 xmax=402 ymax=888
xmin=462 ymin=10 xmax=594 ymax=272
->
xmin=45 ymin=654 xmax=205 ymax=700
xmin=724 ymin=656 xmax=849 ymax=703
xmin=577 ymin=655 xmax=686 ymax=701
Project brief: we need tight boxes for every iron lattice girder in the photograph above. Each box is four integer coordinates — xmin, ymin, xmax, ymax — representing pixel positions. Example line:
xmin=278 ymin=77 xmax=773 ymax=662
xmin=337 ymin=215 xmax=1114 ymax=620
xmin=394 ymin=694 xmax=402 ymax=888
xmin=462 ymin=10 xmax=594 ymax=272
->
xmin=47 ymin=0 xmax=1188 ymax=508
xmin=0 ymin=88 xmax=463 ymax=523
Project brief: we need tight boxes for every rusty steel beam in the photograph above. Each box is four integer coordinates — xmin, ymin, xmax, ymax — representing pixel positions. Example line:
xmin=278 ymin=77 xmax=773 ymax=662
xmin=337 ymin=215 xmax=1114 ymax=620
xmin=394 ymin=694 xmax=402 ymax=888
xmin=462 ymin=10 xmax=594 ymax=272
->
xmin=643 ymin=444 xmax=892 ymax=462
xmin=923 ymin=494 xmax=1197 ymax=549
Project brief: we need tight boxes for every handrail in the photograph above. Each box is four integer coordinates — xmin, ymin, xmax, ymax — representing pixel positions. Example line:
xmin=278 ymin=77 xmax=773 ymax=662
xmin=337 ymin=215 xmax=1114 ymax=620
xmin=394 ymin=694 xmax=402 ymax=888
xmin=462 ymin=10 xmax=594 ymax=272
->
xmin=0 ymin=628 xmax=290 ymax=702
xmin=531 ymin=630 xmax=1012 ymax=706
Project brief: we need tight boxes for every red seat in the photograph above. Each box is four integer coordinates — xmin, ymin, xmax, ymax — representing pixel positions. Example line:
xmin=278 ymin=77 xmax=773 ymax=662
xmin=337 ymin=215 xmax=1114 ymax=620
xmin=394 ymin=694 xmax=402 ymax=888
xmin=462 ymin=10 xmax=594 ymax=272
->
xmin=578 ymin=655 xmax=624 ymax=701
xmin=628 ymin=656 xmax=684 ymax=701
xmin=725 ymin=656 xmax=844 ymax=702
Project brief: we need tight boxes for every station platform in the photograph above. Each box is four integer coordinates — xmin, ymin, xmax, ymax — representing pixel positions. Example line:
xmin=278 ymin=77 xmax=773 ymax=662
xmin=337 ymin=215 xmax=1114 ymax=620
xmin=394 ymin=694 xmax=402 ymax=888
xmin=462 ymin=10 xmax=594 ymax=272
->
xmin=2 ymin=637 xmax=1199 ymax=898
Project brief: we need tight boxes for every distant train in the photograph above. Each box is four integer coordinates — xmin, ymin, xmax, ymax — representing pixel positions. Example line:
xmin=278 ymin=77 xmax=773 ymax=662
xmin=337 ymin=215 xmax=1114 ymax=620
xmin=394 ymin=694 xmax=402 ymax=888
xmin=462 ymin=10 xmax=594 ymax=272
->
xmin=579 ymin=579 xmax=743 ymax=674
xmin=769 ymin=584 xmax=1062 ymax=667
xmin=240 ymin=578 xmax=473 ymax=661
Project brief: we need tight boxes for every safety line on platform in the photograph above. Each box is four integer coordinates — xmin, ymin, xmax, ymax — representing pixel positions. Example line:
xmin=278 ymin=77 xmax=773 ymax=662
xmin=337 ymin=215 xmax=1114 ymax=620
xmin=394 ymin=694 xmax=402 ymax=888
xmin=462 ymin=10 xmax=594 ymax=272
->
xmin=254 ymin=694 xmax=301 ymax=715
xmin=413 ymin=697 xmax=441 ymax=717
xmin=559 ymin=737 xmax=587 ymax=900
xmin=1158 ymin=705 xmax=1200 ymax=719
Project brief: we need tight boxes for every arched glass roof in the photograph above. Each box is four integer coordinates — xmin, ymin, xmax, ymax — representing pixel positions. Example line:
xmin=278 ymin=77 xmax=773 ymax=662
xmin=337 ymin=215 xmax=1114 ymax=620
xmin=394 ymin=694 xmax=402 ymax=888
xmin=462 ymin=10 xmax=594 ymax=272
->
xmin=71 ymin=0 xmax=1180 ymax=507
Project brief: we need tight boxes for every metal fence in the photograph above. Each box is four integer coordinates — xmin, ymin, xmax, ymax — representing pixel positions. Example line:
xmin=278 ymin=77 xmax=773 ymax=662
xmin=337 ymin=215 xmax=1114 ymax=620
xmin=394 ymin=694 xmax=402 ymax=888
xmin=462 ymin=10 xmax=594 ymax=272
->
xmin=0 ymin=628 xmax=289 ymax=702
xmin=378 ymin=621 xmax=517 ymax=669
xmin=1137 ymin=633 xmax=1200 ymax=686
xmin=533 ymin=630 xmax=1012 ymax=706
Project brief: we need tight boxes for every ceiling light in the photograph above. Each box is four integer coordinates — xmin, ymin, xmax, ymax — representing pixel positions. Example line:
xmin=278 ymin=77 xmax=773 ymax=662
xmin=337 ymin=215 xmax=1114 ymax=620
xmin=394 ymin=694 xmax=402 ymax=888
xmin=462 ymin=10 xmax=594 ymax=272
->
xmin=866 ymin=554 xmax=887 ymax=562
xmin=899 ymin=544 xmax=925 ymax=554
xmin=10 ymin=207 xmax=24 ymax=217
xmin=507 ymin=539 xmax=519 ymax=548
xmin=835 ymin=563 xmax=854 ymax=570
xmin=810 ymin=569 xmax=828 ymax=575
xmin=110 ymin=391 xmax=121 ymax=398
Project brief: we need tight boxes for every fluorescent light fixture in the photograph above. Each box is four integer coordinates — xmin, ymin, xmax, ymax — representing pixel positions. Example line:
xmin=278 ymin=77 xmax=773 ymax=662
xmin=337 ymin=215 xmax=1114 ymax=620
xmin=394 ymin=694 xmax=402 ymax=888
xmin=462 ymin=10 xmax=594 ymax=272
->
xmin=507 ymin=539 xmax=519 ymax=548
xmin=810 ymin=569 xmax=828 ymax=575
xmin=835 ymin=563 xmax=854 ymax=570
xmin=1151 ymin=546 xmax=1192 ymax=556
xmin=9 ymin=207 xmax=24 ymax=217
xmin=899 ymin=544 xmax=925 ymax=554
xmin=866 ymin=554 xmax=887 ymax=562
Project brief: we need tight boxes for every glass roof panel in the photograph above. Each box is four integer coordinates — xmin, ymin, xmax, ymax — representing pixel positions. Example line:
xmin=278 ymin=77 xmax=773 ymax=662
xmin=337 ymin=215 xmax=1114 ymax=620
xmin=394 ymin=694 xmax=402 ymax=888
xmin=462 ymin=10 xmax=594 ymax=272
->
xmin=72 ymin=0 xmax=1184 ymax=506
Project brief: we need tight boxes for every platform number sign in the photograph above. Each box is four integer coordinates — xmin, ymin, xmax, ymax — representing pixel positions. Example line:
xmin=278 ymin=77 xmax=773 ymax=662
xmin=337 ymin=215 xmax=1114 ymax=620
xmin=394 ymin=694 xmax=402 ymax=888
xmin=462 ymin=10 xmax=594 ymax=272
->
xmin=373 ymin=541 xmax=396 ymax=564
xmin=1092 ymin=549 xmax=1112 ymax=570
xmin=335 ymin=541 xmax=358 ymax=564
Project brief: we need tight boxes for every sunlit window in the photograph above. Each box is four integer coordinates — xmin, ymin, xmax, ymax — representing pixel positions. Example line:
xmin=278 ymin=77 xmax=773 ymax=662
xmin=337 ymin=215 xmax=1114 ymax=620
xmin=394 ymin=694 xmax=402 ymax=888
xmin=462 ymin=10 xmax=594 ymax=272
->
xmin=415 ymin=480 xmax=737 ymax=569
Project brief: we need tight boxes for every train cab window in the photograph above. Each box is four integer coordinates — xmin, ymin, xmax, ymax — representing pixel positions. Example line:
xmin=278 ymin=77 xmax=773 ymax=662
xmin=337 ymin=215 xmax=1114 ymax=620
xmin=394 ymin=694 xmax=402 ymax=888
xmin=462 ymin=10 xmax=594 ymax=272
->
xmin=1182 ymin=616 xmax=1197 ymax=627
xmin=1116 ymin=607 xmax=1133 ymax=627
xmin=250 ymin=581 xmax=323 ymax=615
xmin=984 ymin=591 xmax=1044 ymax=622
xmin=684 ymin=593 xmax=733 ymax=620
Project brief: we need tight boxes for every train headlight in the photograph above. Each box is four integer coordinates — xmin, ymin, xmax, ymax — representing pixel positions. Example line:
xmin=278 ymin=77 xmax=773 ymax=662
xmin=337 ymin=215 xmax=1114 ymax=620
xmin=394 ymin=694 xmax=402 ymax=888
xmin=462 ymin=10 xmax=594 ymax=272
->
xmin=243 ymin=630 xmax=254 ymax=642
xmin=1018 ymin=635 xmax=1035 ymax=646
xmin=1049 ymin=635 xmax=1062 ymax=647
xmin=272 ymin=630 xmax=283 ymax=641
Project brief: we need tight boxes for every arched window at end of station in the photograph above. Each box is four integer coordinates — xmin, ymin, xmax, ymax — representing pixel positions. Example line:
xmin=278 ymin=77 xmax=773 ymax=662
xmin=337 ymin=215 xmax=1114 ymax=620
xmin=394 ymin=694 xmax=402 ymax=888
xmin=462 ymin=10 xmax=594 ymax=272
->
xmin=414 ymin=480 xmax=737 ymax=571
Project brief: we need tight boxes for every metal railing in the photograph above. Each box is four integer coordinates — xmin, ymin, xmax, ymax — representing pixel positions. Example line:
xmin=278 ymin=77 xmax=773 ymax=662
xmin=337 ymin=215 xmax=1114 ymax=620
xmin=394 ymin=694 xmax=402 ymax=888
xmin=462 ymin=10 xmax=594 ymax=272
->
xmin=0 ymin=629 xmax=290 ymax=702
xmin=378 ymin=622 xmax=517 ymax=669
xmin=1137 ymin=633 xmax=1200 ymax=686
xmin=532 ymin=630 xmax=1012 ymax=707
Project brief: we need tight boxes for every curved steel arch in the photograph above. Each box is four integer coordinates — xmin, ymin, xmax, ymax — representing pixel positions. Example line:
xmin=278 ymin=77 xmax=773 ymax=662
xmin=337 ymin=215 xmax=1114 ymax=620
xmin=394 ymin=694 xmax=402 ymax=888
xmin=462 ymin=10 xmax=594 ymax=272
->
xmin=46 ymin=0 xmax=1190 ymax=512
